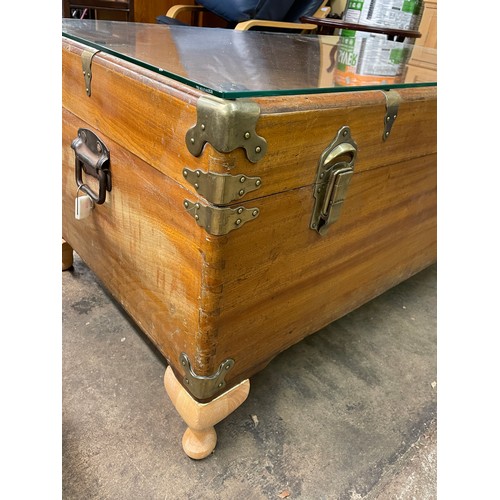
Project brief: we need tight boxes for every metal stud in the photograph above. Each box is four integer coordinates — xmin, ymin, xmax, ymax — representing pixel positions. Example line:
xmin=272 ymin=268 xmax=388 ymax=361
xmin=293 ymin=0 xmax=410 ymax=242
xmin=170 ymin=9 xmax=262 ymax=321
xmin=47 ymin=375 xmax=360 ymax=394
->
xmin=244 ymin=132 xmax=251 ymax=140
xmin=255 ymin=180 xmax=261 ymax=186
xmin=252 ymin=210 xmax=258 ymax=217
xmin=237 ymin=207 xmax=243 ymax=214
xmin=255 ymin=146 xmax=261 ymax=153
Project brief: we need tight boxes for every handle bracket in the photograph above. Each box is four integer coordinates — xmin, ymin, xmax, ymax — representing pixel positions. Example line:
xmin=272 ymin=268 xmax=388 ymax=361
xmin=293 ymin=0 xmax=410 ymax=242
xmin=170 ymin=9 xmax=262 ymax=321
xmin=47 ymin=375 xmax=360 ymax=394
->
xmin=71 ymin=128 xmax=111 ymax=205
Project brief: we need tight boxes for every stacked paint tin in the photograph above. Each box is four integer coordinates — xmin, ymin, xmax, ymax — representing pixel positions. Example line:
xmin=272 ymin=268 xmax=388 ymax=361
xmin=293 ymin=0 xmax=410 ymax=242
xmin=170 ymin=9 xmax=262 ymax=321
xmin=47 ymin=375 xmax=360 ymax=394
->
xmin=334 ymin=0 xmax=423 ymax=86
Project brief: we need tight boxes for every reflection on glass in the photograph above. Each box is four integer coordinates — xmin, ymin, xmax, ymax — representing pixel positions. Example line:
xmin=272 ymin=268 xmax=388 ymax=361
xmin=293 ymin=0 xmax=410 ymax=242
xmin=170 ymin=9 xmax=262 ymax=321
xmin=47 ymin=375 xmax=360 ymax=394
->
xmin=62 ymin=19 xmax=436 ymax=98
xmin=333 ymin=30 xmax=414 ymax=86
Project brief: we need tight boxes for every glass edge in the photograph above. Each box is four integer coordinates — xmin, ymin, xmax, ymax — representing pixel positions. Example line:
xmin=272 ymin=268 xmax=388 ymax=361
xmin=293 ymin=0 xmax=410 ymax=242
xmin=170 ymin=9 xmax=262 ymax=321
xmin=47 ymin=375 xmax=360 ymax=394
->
xmin=62 ymin=31 xmax=228 ymax=99
xmin=62 ymin=32 xmax=437 ymax=100
xmin=221 ymin=81 xmax=437 ymax=99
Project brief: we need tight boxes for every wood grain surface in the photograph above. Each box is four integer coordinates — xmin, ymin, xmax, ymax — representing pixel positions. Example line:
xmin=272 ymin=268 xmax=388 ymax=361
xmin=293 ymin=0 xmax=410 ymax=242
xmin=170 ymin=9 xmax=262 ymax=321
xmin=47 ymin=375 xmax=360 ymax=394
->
xmin=62 ymin=37 xmax=436 ymax=400
xmin=62 ymin=108 xmax=210 ymax=375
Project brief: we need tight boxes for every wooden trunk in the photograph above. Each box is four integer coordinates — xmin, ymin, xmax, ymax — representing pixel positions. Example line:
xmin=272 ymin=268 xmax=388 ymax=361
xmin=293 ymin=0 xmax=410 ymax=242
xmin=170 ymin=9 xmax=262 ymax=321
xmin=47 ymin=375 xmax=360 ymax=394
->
xmin=62 ymin=21 xmax=437 ymax=405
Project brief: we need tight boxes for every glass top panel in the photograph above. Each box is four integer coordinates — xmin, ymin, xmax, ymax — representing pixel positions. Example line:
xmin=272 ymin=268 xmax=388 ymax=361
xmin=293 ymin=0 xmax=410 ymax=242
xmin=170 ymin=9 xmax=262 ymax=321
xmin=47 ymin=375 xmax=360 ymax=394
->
xmin=62 ymin=19 xmax=436 ymax=99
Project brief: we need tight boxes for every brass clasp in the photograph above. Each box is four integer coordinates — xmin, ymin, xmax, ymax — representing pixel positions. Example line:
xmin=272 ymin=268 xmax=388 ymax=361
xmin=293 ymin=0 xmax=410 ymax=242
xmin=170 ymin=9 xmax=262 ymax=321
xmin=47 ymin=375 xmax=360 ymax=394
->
xmin=310 ymin=126 xmax=357 ymax=235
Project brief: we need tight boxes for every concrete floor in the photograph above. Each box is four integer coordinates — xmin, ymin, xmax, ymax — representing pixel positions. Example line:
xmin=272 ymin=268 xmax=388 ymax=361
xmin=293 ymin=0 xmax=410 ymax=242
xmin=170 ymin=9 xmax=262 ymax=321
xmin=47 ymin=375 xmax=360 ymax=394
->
xmin=62 ymin=255 xmax=436 ymax=500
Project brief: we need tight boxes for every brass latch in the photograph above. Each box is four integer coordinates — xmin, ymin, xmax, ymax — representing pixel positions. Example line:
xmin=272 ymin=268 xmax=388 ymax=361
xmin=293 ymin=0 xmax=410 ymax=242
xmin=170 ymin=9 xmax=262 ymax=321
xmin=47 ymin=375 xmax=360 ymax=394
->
xmin=310 ymin=126 xmax=357 ymax=235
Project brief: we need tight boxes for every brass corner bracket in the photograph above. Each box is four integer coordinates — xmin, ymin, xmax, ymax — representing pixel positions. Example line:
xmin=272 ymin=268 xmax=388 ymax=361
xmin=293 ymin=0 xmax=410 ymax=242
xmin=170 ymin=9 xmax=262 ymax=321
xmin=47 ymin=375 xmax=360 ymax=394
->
xmin=186 ymin=96 xmax=268 ymax=163
xmin=179 ymin=353 xmax=235 ymax=400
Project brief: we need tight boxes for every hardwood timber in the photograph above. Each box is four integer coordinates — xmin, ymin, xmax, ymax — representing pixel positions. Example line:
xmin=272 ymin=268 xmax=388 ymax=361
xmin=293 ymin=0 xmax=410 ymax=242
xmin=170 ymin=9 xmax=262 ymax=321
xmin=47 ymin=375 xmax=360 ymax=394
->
xmin=63 ymin=0 xmax=197 ymax=23
xmin=62 ymin=239 xmax=74 ymax=270
xmin=299 ymin=16 xmax=422 ymax=39
xmin=135 ymin=0 xmax=195 ymax=24
xmin=62 ymin=33 xmax=436 ymax=406
xmin=201 ymin=153 xmax=437 ymax=386
xmin=164 ymin=366 xmax=250 ymax=459
xmin=405 ymin=1 xmax=437 ymax=81
xmin=62 ymin=39 xmax=436 ymax=204
xmin=62 ymin=107 xmax=216 ymax=377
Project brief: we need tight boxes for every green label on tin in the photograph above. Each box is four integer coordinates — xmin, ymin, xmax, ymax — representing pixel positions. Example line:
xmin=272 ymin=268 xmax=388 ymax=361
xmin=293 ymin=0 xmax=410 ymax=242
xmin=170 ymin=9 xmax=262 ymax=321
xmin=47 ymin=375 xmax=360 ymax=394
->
xmin=346 ymin=0 xmax=364 ymax=11
xmin=337 ymin=31 xmax=358 ymax=70
xmin=402 ymin=0 xmax=423 ymax=15
xmin=389 ymin=47 xmax=411 ymax=65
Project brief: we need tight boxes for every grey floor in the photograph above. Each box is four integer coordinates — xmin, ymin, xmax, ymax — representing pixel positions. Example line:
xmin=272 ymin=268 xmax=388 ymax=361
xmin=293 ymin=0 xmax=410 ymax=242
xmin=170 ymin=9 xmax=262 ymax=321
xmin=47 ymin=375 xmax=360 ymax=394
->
xmin=62 ymin=255 xmax=437 ymax=500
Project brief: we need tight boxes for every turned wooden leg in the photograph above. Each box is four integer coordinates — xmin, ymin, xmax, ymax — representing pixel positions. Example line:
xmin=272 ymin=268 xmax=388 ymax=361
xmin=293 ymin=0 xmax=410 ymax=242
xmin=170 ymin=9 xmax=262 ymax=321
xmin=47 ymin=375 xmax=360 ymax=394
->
xmin=164 ymin=366 xmax=250 ymax=460
xmin=62 ymin=239 xmax=73 ymax=271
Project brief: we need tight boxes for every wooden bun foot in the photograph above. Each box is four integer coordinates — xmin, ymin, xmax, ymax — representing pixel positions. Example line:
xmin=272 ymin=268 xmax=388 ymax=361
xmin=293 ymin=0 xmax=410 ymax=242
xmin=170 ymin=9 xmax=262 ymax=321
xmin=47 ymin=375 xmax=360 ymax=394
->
xmin=164 ymin=366 xmax=250 ymax=460
xmin=182 ymin=427 xmax=217 ymax=460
